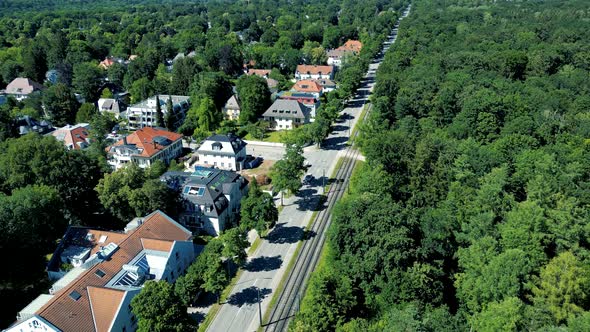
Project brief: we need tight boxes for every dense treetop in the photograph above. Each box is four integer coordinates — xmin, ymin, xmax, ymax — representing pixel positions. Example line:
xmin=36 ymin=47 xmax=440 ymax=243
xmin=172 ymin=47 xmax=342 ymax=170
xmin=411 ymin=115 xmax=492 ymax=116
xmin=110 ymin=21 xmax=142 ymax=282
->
xmin=294 ymin=0 xmax=590 ymax=330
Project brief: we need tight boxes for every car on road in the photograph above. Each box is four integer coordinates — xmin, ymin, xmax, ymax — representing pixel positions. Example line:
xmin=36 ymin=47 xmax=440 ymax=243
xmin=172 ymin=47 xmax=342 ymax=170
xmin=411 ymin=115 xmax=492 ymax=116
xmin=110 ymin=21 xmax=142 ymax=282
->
xmin=303 ymin=174 xmax=314 ymax=185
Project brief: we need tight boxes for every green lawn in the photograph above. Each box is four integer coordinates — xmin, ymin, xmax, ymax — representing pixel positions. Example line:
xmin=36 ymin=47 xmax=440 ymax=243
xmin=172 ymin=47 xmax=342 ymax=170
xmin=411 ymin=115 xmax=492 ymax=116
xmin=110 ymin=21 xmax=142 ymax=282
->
xmin=244 ymin=130 xmax=286 ymax=143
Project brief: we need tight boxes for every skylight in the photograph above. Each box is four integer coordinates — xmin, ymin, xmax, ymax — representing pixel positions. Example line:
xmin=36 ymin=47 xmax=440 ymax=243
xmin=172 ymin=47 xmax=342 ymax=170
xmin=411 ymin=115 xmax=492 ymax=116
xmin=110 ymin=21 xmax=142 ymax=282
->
xmin=95 ymin=269 xmax=106 ymax=278
xmin=69 ymin=291 xmax=81 ymax=301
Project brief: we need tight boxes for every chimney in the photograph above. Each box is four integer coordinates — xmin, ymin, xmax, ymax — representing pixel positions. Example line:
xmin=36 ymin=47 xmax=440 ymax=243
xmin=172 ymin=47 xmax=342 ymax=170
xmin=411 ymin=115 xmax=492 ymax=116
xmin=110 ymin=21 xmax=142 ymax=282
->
xmin=123 ymin=136 xmax=128 ymax=145
xmin=153 ymin=140 xmax=157 ymax=149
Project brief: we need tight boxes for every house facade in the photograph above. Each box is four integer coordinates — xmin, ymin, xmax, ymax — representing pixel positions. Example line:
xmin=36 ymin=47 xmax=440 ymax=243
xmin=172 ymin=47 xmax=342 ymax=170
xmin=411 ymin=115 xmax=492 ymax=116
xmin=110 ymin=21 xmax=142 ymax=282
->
xmin=327 ymin=40 xmax=363 ymax=67
xmin=196 ymin=134 xmax=247 ymax=171
xmin=291 ymin=79 xmax=323 ymax=98
xmin=50 ymin=123 xmax=91 ymax=150
xmin=106 ymin=127 xmax=183 ymax=170
xmin=161 ymin=167 xmax=249 ymax=236
xmin=2 ymin=77 xmax=45 ymax=101
xmin=222 ymin=95 xmax=241 ymax=120
xmin=278 ymin=91 xmax=320 ymax=119
xmin=98 ymin=98 xmax=123 ymax=119
xmin=6 ymin=211 xmax=195 ymax=332
xmin=295 ymin=65 xmax=335 ymax=80
xmin=126 ymin=95 xmax=190 ymax=130
xmin=263 ymin=99 xmax=310 ymax=130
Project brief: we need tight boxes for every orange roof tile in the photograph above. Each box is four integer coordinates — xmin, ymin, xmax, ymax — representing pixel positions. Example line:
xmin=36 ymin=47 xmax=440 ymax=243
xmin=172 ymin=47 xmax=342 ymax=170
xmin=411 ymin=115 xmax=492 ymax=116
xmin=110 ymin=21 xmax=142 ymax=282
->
xmin=109 ymin=127 xmax=183 ymax=158
xmin=87 ymin=287 xmax=126 ymax=332
xmin=141 ymin=238 xmax=174 ymax=252
xmin=336 ymin=40 xmax=363 ymax=53
xmin=296 ymin=65 xmax=334 ymax=75
xmin=247 ymin=69 xmax=271 ymax=77
xmin=37 ymin=211 xmax=192 ymax=332
xmin=292 ymin=80 xmax=323 ymax=93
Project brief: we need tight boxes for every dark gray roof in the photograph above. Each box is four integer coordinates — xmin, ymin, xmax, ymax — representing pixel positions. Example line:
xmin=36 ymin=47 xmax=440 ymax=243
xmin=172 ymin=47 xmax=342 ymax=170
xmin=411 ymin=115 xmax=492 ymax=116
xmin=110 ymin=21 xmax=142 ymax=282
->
xmin=262 ymin=99 xmax=308 ymax=119
xmin=201 ymin=133 xmax=247 ymax=155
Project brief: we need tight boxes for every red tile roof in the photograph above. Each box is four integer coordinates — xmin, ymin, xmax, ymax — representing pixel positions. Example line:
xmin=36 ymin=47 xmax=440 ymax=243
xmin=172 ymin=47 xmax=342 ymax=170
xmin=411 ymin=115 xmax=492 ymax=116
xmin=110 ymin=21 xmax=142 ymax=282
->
xmin=87 ymin=287 xmax=125 ymax=332
xmin=292 ymin=80 xmax=323 ymax=93
xmin=247 ymin=69 xmax=271 ymax=77
xmin=336 ymin=40 xmax=362 ymax=53
xmin=52 ymin=124 xmax=91 ymax=150
xmin=109 ymin=127 xmax=183 ymax=158
xmin=36 ymin=211 xmax=192 ymax=332
xmin=296 ymin=65 xmax=334 ymax=76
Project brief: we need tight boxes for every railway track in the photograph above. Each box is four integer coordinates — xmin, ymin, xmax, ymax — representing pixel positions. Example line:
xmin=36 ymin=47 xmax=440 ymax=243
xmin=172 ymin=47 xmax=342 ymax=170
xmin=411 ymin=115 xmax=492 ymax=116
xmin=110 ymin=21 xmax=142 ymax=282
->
xmin=263 ymin=6 xmax=411 ymax=331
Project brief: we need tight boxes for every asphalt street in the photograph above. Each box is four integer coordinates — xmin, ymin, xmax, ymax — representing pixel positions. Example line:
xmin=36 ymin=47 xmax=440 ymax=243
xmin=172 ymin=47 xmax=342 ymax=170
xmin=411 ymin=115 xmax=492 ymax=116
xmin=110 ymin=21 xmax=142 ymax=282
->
xmin=202 ymin=21 xmax=400 ymax=332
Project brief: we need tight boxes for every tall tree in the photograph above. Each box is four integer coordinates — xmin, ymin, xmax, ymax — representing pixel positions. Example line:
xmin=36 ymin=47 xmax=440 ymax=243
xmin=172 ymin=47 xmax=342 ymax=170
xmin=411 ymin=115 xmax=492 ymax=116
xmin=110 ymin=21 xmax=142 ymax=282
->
xmin=21 ymin=40 xmax=47 ymax=83
xmin=270 ymin=143 xmax=305 ymax=205
xmin=72 ymin=62 xmax=103 ymax=103
xmin=235 ymin=75 xmax=271 ymax=124
xmin=221 ymin=227 xmax=249 ymax=267
xmin=43 ymin=83 xmax=79 ymax=126
xmin=165 ymin=95 xmax=174 ymax=130
xmin=131 ymin=281 xmax=197 ymax=332
xmin=155 ymin=95 xmax=163 ymax=127
xmin=240 ymin=180 xmax=278 ymax=236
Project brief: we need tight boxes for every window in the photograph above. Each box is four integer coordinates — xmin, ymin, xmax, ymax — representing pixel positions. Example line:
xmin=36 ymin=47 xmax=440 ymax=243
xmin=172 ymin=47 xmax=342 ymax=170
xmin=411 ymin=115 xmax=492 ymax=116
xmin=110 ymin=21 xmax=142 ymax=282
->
xmin=221 ymin=162 xmax=224 ymax=167
xmin=69 ymin=291 xmax=82 ymax=301
xmin=95 ymin=269 xmax=106 ymax=278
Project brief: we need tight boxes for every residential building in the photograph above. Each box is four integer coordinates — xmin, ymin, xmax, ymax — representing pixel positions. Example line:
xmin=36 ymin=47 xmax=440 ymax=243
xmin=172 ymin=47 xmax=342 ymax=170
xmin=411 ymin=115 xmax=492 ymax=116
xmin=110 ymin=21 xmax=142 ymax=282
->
xmin=50 ymin=123 xmax=91 ymax=150
xmin=14 ymin=115 xmax=53 ymax=136
xmin=106 ymin=127 xmax=183 ymax=170
xmin=262 ymin=99 xmax=310 ymax=130
xmin=246 ymin=69 xmax=271 ymax=78
xmin=315 ymin=78 xmax=337 ymax=93
xmin=126 ymin=95 xmax=190 ymax=130
xmin=2 ymin=77 xmax=45 ymax=101
xmin=295 ymin=65 xmax=335 ymax=80
xmin=98 ymin=98 xmax=123 ymax=119
xmin=161 ymin=167 xmax=249 ymax=236
xmin=327 ymin=40 xmax=363 ymax=67
xmin=195 ymin=133 xmax=247 ymax=171
xmin=222 ymin=95 xmax=241 ymax=120
xmin=291 ymin=79 xmax=323 ymax=98
xmin=98 ymin=57 xmax=117 ymax=70
xmin=278 ymin=91 xmax=319 ymax=119
xmin=5 ymin=211 xmax=195 ymax=332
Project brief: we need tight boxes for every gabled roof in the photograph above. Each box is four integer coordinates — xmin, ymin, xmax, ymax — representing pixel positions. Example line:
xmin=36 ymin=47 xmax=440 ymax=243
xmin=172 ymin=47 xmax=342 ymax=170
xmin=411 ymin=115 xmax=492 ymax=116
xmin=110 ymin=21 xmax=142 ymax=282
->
xmin=108 ymin=127 xmax=182 ymax=158
xmin=224 ymin=95 xmax=240 ymax=110
xmin=51 ymin=123 xmax=91 ymax=150
xmin=5 ymin=77 xmax=45 ymax=95
xmin=263 ymin=99 xmax=308 ymax=119
xmin=292 ymin=79 xmax=323 ymax=93
xmin=295 ymin=65 xmax=334 ymax=76
xmin=99 ymin=58 xmax=116 ymax=69
xmin=315 ymin=78 xmax=336 ymax=88
xmin=199 ymin=133 xmax=247 ymax=155
xmin=337 ymin=40 xmax=362 ymax=53
xmin=87 ymin=287 xmax=125 ymax=332
xmin=247 ymin=69 xmax=271 ymax=77
xmin=35 ymin=211 xmax=192 ymax=332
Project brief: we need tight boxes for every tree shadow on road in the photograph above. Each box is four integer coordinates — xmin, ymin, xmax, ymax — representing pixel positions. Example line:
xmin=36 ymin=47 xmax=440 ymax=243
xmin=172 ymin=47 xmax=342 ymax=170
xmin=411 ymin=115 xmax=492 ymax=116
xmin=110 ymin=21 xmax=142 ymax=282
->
xmin=322 ymin=136 xmax=348 ymax=151
xmin=244 ymin=255 xmax=283 ymax=272
xmin=226 ymin=286 xmax=272 ymax=307
xmin=294 ymin=188 xmax=326 ymax=212
xmin=266 ymin=222 xmax=304 ymax=244
xmin=188 ymin=311 xmax=205 ymax=325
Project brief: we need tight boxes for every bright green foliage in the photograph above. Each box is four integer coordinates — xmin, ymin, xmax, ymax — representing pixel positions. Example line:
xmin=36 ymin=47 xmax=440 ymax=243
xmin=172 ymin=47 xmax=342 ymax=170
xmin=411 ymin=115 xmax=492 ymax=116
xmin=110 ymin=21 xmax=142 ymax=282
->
xmin=472 ymin=297 xmax=524 ymax=332
xmin=270 ymin=143 xmax=305 ymax=205
xmin=95 ymin=163 xmax=178 ymax=223
xmin=75 ymin=103 xmax=97 ymax=124
xmin=240 ymin=180 xmax=278 ymax=236
xmin=155 ymin=95 xmax=163 ymax=127
xmin=221 ymin=227 xmax=249 ymax=266
xmin=235 ymin=75 xmax=271 ymax=125
xmin=131 ymin=281 xmax=197 ymax=332
xmin=532 ymin=251 xmax=590 ymax=324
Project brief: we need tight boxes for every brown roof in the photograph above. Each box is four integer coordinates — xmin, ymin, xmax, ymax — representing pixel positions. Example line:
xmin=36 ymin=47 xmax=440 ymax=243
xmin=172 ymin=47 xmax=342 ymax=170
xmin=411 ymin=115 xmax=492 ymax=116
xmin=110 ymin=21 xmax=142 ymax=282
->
xmin=296 ymin=65 xmax=334 ymax=76
xmin=5 ymin=77 xmax=45 ymax=95
xmin=87 ymin=287 xmax=125 ymax=332
xmin=292 ymin=80 xmax=323 ymax=93
xmin=51 ymin=124 xmax=91 ymax=150
xmin=336 ymin=40 xmax=362 ymax=53
xmin=141 ymin=238 xmax=174 ymax=252
xmin=109 ymin=127 xmax=183 ymax=158
xmin=99 ymin=58 xmax=115 ymax=69
xmin=86 ymin=230 xmax=128 ymax=256
xmin=247 ymin=69 xmax=271 ymax=77
xmin=36 ymin=211 xmax=192 ymax=332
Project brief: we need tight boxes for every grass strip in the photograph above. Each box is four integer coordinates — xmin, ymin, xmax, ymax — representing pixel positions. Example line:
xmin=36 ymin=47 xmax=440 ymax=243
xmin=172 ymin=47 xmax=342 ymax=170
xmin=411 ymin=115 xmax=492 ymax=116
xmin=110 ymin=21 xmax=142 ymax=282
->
xmin=324 ymin=157 xmax=344 ymax=193
xmin=348 ymin=103 xmax=370 ymax=145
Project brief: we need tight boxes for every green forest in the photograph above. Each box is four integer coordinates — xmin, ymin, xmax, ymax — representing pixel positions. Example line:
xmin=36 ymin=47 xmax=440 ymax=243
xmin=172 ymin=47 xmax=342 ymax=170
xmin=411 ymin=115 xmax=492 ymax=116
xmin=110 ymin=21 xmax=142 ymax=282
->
xmin=0 ymin=0 xmax=408 ymax=328
xmin=294 ymin=0 xmax=590 ymax=331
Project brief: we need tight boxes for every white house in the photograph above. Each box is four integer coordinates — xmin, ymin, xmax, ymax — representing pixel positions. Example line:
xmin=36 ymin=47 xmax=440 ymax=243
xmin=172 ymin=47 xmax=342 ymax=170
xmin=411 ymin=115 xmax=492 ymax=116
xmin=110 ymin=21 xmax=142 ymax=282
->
xmin=161 ymin=167 xmax=249 ymax=236
xmin=263 ymin=99 xmax=310 ymax=130
xmin=327 ymin=40 xmax=363 ymax=67
xmin=222 ymin=95 xmax=241 ymax=120
xmin=2 ymin=77 xmax=45 ymax=101
xmin=106 ymin=127 xmax=183 ymax=170
xmin=295 ymin=65 xmax=335 ymax=80
xmin=5 ymin=211 xmax=195 ymax=332
xmin=196 ymin=134 xmax=247 ymax=171
xmin=98 ymin=98 xmax=123 ymax=119
xmin=126 ymin=95 xmax=190 ymax=130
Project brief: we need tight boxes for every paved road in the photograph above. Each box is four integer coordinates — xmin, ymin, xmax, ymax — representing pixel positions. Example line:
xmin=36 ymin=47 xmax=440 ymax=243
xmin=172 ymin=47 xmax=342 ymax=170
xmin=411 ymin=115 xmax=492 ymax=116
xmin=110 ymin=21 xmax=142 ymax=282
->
xmin=204 ymin=8 xmax=408 ymax=331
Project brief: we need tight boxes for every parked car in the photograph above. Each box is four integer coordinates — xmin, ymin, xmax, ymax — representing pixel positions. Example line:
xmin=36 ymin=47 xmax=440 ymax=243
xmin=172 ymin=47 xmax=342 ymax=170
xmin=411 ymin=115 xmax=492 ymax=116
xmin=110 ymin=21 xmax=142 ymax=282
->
xmin=245 ymin=155 xmax=263 ymax=169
